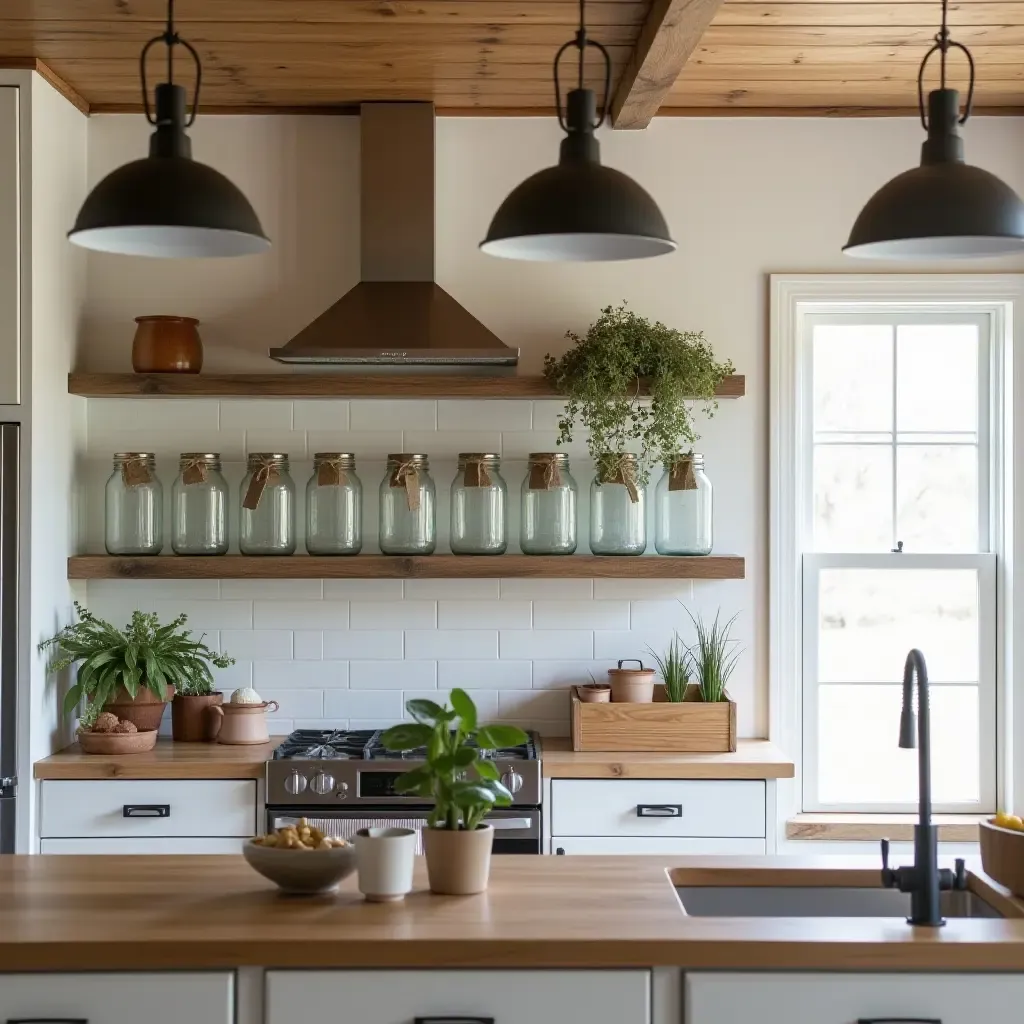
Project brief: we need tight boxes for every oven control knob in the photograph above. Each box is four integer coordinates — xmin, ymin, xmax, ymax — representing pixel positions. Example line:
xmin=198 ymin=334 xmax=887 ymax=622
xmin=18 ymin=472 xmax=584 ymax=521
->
xmin=284 ymin=770 xmax=308 ymax=796
xmin=310 ymin=772 xmax=335 ymax=796
xmin=335 ymin=782 xmax=349 ymax=800
xmin=501 ymin=769 xmax=524 ymax=795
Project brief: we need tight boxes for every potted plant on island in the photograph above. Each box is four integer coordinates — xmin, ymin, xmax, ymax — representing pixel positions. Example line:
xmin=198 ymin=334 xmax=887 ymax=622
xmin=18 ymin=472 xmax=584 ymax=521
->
xmin=39 ymin=601 xmax=234 ymax=742
xmin=381 ymin=690 xmax=528 ymax=895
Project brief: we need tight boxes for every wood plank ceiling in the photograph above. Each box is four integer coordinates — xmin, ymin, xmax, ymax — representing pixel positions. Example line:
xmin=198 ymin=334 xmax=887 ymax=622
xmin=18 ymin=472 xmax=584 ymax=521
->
xmin=1 ymin=0 xmax=1023 ymax=120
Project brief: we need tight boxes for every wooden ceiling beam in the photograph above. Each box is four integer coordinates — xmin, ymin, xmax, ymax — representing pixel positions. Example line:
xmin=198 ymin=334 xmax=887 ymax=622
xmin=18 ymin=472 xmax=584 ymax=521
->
xmin=610 ymin=0 xmax=725 ymax=129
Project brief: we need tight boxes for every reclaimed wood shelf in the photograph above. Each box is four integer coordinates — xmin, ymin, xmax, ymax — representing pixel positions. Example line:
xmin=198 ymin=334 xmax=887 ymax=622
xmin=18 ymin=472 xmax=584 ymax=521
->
xmin=68 ymin=554 xmax=745 ymax=581
xmin=67 ymin=372 xmax=746 ymax=400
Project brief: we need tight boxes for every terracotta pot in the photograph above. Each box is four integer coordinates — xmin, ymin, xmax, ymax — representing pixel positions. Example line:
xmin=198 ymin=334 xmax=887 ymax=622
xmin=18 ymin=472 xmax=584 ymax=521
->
xmin=103 ymin=683 xmax=175 ymax=732
xmin=132 ymin=315 xmax=203 ymax=373
xmin=608 ymin=659 xmax=656 ymax=703
xmin=578 ymin=683 xmax=611 ymax=703
xmin=210 ymin=700 xmax=279 ymax=745
xmin=423 ymin=824 xmax=494 ymax=895
xmin=171 ymin=692 xmax=224 ymax=742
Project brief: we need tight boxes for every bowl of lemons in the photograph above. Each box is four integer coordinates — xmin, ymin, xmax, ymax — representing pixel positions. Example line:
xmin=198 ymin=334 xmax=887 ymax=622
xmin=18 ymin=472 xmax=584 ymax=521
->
xmin=980 ymin=811 xmax=1024 ymax=898
xmin=243 ymin=819 xmax=356 ymax=895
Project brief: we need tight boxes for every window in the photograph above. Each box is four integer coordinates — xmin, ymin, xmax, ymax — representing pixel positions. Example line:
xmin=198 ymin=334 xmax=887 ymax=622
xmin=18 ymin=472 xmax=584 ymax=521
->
xmin=771 ymin=277 xmax=1017 ymax=815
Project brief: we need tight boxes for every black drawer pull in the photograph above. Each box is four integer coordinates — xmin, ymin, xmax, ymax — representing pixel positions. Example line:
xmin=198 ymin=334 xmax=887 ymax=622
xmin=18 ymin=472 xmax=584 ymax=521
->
xmin=857 ymin=1019 xmax=942 ymax=1023
xmin=123 ymin=804 xmax=170 ymax=818
xmin=415 ymin=1019 xmax=495 ymax=1024
xmin=637 ymin=803 xmax=682 ymax=818
xmin=7 ymin=1019 xmax=89 ymax=1023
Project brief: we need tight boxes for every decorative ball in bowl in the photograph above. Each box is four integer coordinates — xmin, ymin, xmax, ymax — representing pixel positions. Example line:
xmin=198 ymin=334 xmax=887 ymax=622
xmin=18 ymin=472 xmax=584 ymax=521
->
xmin=243 ymin=822 xmax=356 ymax=895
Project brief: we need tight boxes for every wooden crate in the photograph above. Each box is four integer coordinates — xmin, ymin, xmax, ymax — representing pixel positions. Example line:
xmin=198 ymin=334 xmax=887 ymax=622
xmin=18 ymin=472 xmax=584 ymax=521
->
xmin=569 ymin=685 xmax=737 ymax=753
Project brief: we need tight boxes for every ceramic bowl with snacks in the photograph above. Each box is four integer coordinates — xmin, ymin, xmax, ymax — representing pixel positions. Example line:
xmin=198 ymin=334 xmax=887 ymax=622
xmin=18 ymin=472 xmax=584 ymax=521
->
xmin=243 ymin=820 xmax=356 ymax=895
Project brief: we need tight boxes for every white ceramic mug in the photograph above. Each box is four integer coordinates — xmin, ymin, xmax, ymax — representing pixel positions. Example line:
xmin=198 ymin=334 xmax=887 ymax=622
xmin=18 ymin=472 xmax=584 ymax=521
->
xmin=355 ymin=827 xmax=418 ymax=902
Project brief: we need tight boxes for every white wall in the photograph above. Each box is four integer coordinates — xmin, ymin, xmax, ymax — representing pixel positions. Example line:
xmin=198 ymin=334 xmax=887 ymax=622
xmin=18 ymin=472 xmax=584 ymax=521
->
xmin=77 ymin=113 xmax=1024 ymax=740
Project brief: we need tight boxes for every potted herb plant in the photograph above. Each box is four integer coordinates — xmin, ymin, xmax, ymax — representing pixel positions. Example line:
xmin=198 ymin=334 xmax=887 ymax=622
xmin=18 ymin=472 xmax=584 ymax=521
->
xmin=647 ymin=632 xmax=691 ymax=703
xmin=544 ymin=303 xmax=734 ymax=485
xmin=688 ymin=609 xmax=741 ymax=703
xmin=39 ymin=602 xmax=234 ymax=734
xmin=381 ymin=690 xmax=528 ymax=895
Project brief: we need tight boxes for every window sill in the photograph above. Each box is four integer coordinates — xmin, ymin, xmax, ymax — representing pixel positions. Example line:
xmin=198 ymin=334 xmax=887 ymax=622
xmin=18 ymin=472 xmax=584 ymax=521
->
xmin=786 ymin=813 xmax=986 ymax=843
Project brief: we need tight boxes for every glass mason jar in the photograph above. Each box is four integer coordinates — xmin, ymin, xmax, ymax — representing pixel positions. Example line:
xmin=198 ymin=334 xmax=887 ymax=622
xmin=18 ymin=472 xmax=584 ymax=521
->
xmin=379 ymin=453 xmax=436 ymax=555
xmin=105 ymin=453 xmax=163 ymax=555
xmin=521 ymin=452 xmax=577 ymax=555
xmin=240 ymin=453 xmax=296 ymax=555
xmin=306 ymin=453 xmax=362 ymax=556
xmin=171 ymin=453 xmax=229 ymax=555
xmin=655 ymin=453 xmax=713 ymax=555
xmin=590 ymin=454 xmax=646 ymax=555
xmin=450 ymin=453 xmax=507 ymax=555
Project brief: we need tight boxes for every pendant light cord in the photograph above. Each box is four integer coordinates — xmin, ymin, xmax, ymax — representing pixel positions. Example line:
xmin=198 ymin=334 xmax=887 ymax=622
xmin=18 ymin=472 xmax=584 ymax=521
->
xmin=917 ymin=0 xmax=974 ymax=128
xmin=552 ymin=0 xmax=612 ymax=132
xmin=140 ymin=0 xmax=203 ymax=128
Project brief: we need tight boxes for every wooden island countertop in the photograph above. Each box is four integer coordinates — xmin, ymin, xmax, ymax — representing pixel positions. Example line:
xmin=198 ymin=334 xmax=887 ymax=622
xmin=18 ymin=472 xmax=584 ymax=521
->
xmin=34 ymin=736 xmax=793 ymax=781
xmin=2 ymin=854 xmax=1023 ymax=972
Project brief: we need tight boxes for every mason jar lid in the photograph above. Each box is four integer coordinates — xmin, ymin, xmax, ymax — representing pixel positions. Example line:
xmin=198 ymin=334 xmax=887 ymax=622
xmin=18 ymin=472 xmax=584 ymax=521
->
xmin=667 ymin=452 xmax=704 ymax=467
xmin=247 ymin=452 xmax=289 ymax=466
xmin=527 ymin=452 xmax=569 ymax=463
xmin=113 ymin=452 xmax=155 ymax=462
xmin=313 ymin=452 xmax=355 ymax=464
xmin=179 ymin=452 xmax=221 ymax=463
xmin=386 ymin=453 xmax=429 ymax=465
xmin=457 ymin=452 xmax=500 ymax=464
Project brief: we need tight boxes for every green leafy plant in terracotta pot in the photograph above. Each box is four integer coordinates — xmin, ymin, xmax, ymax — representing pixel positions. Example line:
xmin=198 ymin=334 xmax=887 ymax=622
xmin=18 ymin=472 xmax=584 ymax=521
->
xmin=381 ymin=690 xmax=528 ymax=895
xmin=39 ymin=602 xmax=234 ymax=734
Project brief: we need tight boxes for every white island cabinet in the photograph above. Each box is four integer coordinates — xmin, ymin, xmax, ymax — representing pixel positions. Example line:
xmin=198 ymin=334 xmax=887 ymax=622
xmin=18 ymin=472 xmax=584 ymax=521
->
xmin=267 ymin=970 xmax=651 ymax=1024
xmin=685 ymin=972 xmax=1024 ymax=1024
xmin=0 ymin=973 xmax=234 ymax=1024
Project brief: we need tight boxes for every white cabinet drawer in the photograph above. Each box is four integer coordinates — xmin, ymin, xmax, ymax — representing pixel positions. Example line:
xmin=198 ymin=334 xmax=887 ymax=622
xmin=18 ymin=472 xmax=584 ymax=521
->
xmin=685 ymin=973 xmax=1024 ymax=1024
xmin=39 ymin=779 xmax=257 ymax=838
xmin=267 ymin=970 xmax=649 ymax=1024
xmin=552 ymin=837 xmax=766 ymax=855
xmin=551 ymin=779 xmax=765 ymax=837
xmin=0 ymin=973 xmax=233 ymax=1024
xmin=41 ymin=837 xmax=249 ymax=854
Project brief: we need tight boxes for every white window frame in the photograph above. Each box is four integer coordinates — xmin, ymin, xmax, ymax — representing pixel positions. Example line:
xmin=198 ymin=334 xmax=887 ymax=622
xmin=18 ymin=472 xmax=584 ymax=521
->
xmin=770 ymin=274 xmax=1020 ymax=820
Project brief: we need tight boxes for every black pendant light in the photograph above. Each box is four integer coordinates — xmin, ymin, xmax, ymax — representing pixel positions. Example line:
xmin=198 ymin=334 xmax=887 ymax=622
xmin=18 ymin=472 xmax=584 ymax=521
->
xmin=480 ymin=0 xmax=675 ymax=262
xmin=845 ymin=0 xmax=1024 ymax=259
xmin=69 ymin=0 xmax=269 ymax=258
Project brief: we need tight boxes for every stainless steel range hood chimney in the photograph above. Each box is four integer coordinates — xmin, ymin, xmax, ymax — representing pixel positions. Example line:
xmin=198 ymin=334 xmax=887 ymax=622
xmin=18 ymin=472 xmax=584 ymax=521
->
xmin=269 ymin=103 xmax=519 ymax=367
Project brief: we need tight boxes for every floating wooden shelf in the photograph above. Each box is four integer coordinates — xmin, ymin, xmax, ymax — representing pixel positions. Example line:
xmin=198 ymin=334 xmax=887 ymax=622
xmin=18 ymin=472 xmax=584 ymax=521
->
xmin=68 ymin=554 xmax=745 ymax=581
xmin=67 ymin=372 xmax=746 ymax=400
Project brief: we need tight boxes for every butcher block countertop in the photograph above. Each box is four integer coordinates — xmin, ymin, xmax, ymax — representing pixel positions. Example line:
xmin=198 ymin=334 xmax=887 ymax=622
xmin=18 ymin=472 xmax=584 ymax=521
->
xmin=1 ymin=855 xmax=1023 ymax=972
xmin=34 ymin=736 xmax=793 ymax=781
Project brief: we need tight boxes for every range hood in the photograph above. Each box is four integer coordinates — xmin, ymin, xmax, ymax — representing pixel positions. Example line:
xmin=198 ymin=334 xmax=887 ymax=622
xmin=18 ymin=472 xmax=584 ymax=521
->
xmin=270 ymin=103 xmax=519 ymax=367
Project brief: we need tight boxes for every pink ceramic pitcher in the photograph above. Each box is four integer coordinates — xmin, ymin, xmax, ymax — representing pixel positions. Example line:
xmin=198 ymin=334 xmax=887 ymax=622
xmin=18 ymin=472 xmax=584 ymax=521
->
xmin=210 ymin=701 xmax=279 ymax=745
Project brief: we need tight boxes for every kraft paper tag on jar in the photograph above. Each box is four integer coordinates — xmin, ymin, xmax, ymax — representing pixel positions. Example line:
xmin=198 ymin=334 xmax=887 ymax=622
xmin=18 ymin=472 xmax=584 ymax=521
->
xmin=242 ymin=461 xmax=280 ymax=510
xmin=463 ymin=460 xmax=492 ymax=488
xmin=390 ymin=461 xmax=421 ymax=512
xmin=181 ymin=458 xmax=209 ymax=486
xmin=120 ymin=458 xmax=151 ymax=488
xmin=605 ymin=459 xmax=641 ymax=504
xmin=528 ymin=456 xmax=561 ymax=490
xmin=669 ymin=457 xmax=697 ymax=492
xmin=317 ymin=460 xmax=346 ymax=487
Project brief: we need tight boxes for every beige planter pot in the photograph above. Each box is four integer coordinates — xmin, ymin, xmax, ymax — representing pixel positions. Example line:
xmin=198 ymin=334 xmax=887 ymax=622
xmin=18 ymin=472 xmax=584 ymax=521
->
xmin=423 ymin=824 xmax=494 ymax=895
xmin=103 ymin=683 xmax=175 ymax=732
xmin=608 ymin=659 xmax=655 ymax=703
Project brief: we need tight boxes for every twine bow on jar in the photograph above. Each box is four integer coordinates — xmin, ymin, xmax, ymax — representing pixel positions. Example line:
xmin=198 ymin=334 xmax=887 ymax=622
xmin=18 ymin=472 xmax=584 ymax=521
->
xmin=601 ymin=455 xmax=641 ymax=504
xmin=462 ymin=457 xmax=493 ymax=489
xmin=390 ymin=459 xmax=421 ymax=511
xmin=528 ymin=454 xmax=563 ymax=491
xmin=181 ymin=456 xmax=210 ymax=486
xmin=316 ymin=457 xmax=348 ymax=488
xmin=242 ymin=456 xmax=282 ymax=510
xmin=668 ymin=455 xmax=698 ymax=492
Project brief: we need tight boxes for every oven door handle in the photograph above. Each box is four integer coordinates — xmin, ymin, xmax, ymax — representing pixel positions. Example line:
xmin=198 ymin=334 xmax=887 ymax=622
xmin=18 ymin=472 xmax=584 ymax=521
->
xmin=485 ymin=817 xmax=533 ymax=831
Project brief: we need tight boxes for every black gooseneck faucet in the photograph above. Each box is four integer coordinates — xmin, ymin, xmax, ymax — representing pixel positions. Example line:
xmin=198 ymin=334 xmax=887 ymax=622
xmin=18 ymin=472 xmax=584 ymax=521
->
xmin=880 ymin=648 xmax=967 ymax=926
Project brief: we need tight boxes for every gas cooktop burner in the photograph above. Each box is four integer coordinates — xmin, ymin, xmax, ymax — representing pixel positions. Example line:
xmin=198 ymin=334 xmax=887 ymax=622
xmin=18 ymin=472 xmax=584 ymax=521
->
xmin=272 ymin=728 xmax=539 ymax=763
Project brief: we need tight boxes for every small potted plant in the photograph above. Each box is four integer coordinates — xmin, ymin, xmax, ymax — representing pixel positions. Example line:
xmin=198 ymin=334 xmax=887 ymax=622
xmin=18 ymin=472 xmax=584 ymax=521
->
xmin=381 ymin=690 xmax=528 ymax=896
xmin=39 ymin=602 xmax=234 ymax=735
xmin=172 ymin=675 xmax=227 ymax=743
xmin=688 ymin=609 xmax=740 ymax=703
xmin=648 ymin=632 xmax=691 ymax=703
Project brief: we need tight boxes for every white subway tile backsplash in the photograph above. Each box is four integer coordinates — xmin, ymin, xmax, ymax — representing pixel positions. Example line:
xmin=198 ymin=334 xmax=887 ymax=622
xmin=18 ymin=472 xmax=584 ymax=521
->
xmin=499 ymin=578 xmax=593 ymax=600
xmin=324 ymin=630 xmax=404 ymax=660
xmin=86 ymin=579 xmax=221 ymax=601
xmin=254 ymin=661 xmax=349 ymax=689
xmin=532 ymin=600 xmax=629 ymax=630
xmin=531 ymin=401 xmax=566 ymax=432
xmin=629 ymin=599 xmax=689 ymax=632
xmin=221 ymin=630 xmax=293 ymax=660
xmin=259 ymin=689 xmax=324 ymax=719
xmin=306 ymin=430 xmax=401 ymax=458
xmin=405 ymin=630 xmax=498 ymax=660
xmin=593 ymin=579 xmax=693 ymax=600
xmin=323 ymin=579 xmax=403 ymax=601
xmin=532 ymin=660 xmax=615 ymax=689
xmin=351 ymin=601 xmax=436 ymax=629
xmin=593 ymin=630 xmax=674 ymax=661
xmin=403 ymin=690 xmax=499 ymax=720
xmin=496 ymin=690 xmax=566 ymax=719
xmin=220 ymin=400 xmax=292 ymax=431
xmin=213 ymin=661 xmax=253 ymax=692
xmin=221 ymin=579 xmax=323 ymax=599
xmin=499 ymin=630 xmax=593 ymax=660
xmin=244 ymin=429 xmax=308 ymax=458
xmin=438 ymin=660 xmax=533 ymax=690
xmin=324 ymin=690 xmax=404 ymax=719
xmin=436 ymin=400 xmax=531 ymax=432
xmin=293 ymin=630 xmax=323 ymax=660
xmin=253 ymin=600 xmax=349 ymax=630
xmin=293 ymin=400 xmax=349 ymax=432
xmin=426 ymin=431 xmax=502 ymax=458
xmin=351 ymin=399 xmax=436 ymax=431
xmin=437 ymin=601 xmax=531 ymax=630
xmin=350 ymin=660 xmax=436 ymax=690
xmin=404 ymin=578 xmax=499 ymax=599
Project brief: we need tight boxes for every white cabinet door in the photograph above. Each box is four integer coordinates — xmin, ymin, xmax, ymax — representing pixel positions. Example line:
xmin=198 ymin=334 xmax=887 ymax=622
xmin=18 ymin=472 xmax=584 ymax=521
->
xmin=41 ymin=837 xmax=248 ymax=854
xmin=552 ymin=837 xmax=766 ymax=855
xmin=267 ymin=970 xmax=650 ymax=1024
xmin=0 ymin=973 xmax=233 ymax=1024
xmin=551 ymin=779 xmax=765 ymax=837
xmin=0 ymin=86 xmax=18 ymax=405
xmin=685 ymin=972 xmax=1024 ymax=1024
xmin=39 ymin=779 xmax=258 ymax=838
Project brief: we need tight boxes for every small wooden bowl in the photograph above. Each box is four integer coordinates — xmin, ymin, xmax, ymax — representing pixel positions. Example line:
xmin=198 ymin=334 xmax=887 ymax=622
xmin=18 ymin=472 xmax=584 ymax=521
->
xmin=980 ymin=819 xmax=1024 ymax=896
xmin=78 ymin=729 xmax=159 ymax=754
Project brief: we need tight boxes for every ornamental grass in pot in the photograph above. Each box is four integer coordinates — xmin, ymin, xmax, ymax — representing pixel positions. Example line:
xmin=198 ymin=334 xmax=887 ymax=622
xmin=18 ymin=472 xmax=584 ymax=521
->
xmin=381 ymin=690 xmax=528 ymax=896
xmin=40 ymin=601 xmax=233 ymax=734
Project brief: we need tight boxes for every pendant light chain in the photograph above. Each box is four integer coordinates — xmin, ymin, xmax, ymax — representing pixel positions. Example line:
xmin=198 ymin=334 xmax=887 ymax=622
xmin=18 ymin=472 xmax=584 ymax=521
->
xmin=140 ymin=0 xmax=203 ymax=128
xmin=917 ymin=0 xmax=974 ymax=129
xmin=552 ymin=0 xmax=611 ymax=132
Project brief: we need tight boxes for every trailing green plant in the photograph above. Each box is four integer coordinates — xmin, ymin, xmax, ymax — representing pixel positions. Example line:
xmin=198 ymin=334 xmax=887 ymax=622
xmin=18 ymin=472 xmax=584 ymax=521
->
xmin=687 ymin=608 xmax=741 ymax=703
xmin=381 ymin=690 xmax=529 ymax=832
xmin=647 ymin=631 xmax=691 ymax=703
xmin=39 ymin=601 xmax=234 ymax=727
xmin=543 ymin=303 xmax=734 ymax=483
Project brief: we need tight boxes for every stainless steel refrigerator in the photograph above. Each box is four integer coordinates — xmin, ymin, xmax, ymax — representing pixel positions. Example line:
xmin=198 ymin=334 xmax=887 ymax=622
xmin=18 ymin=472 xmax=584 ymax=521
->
xmin=0 ymin=424 xmax=18 ymax=852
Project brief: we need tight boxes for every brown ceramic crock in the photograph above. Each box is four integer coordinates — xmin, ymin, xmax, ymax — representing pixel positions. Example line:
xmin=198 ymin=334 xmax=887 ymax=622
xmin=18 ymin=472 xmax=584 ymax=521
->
xmin=132 ymin=315 xmax=203 ymax=373
xmin=171 ymin=692 xmax=225 ymax=742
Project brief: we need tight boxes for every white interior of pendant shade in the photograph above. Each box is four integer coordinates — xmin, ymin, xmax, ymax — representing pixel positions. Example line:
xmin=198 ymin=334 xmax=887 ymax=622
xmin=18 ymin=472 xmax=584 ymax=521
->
xmin=844 ymin=235 xmax=1024 ymax=259
xmin=480 ymin=232 xmax=677 ymax=262
xmin=68 ymin=225 xmax=271 ymax=258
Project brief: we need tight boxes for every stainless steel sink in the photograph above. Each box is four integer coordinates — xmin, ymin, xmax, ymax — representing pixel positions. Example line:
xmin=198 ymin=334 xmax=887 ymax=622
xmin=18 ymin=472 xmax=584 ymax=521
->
xmin=674 ymin=885 xmax=1003 ymax=918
